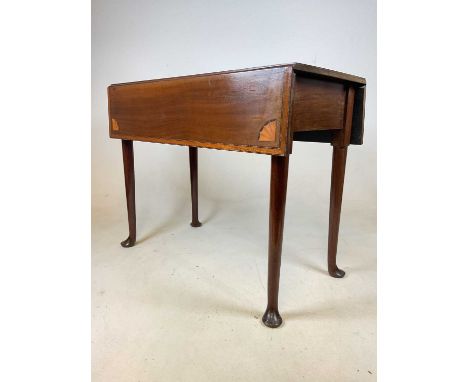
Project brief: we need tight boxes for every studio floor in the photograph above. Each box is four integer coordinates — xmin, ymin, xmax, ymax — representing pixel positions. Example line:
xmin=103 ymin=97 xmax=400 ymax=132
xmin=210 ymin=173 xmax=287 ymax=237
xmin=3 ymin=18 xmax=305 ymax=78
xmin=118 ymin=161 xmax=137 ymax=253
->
xmin=92 ymin=180 xmax=376 ymax=382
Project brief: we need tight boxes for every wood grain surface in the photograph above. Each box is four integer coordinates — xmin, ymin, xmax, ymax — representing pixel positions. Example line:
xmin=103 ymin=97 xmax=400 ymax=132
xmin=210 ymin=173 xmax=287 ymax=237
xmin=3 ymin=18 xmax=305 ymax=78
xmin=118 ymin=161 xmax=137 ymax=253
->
xmin=291 ymin=77 xmax=346 ymax=132
xmin=108 ymin=63 xmax=366 ymax=152
xmin=109 ymin=66 xmax=292 ymax=155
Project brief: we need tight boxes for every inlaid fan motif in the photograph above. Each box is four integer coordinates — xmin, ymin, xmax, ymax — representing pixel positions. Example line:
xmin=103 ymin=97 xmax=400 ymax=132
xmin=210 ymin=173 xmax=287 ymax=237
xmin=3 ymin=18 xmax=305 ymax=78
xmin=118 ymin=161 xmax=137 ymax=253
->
xmin=258 ymin=120 xmax=278 ymax=142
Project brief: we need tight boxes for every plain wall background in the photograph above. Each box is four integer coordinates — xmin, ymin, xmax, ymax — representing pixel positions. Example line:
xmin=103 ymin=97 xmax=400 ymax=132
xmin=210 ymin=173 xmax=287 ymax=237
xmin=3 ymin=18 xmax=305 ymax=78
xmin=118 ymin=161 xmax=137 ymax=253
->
xmin=92 ymin=0 xmax=376 ymax=214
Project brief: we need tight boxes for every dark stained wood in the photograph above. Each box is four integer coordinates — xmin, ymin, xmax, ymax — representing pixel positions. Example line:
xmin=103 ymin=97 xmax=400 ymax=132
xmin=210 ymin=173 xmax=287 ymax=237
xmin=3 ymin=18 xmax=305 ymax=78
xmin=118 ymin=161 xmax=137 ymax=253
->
xmin=291 ymin=77 xmax=346 ymax=132
xmin=350 ymin=86 xmax=366 ymax=145
xmin=108 ymin=63 xmax=367 ymax=327
xmin=293 ymin=130 xmax=336 ymax=144
xmin=328 ymin=147 xmax=348 ymax=278
xmin=292 ymin=84 xmax=364 ymax=145
xmin=109 ymin=62 xmax=364 ymax=87
xmin=286 ymin=70 xmax=296 ymax=154
xmin=262 ymin=155 xmax=289 ymax=328
xmin=293 ymin=63 xmax=366 ymax=86
xmin=109 ymin=64 xmax=292 ymax=87
xmin=333 ymin=87 xmax=356 ymax=147
xmin=189 ymin=147 xmax=202 ymax=227
xmin=109 ymin=64 xmax=366 ymax=152
xmin=108 ymin=66 xmax=293 ymax=156
xmin=121 ymin=140 xmax=136 ymax=247
xmin=325 ymin=86 xmax=355 ymax=277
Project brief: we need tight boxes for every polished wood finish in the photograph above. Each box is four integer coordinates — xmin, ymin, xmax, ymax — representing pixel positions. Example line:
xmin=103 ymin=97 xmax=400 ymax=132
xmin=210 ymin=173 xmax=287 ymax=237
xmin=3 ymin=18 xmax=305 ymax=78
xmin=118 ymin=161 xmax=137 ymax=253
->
xmin=289 ymin=63 xmax=363 ymax=148
xmin=121 ymin=140 xmax=136 ymax=247
xmin=328 ymin=147 xmax=348 ymax=278
xmin=109 ymin=66 xmax=292 ymax=155
xmin=292 ymin=62 xmax=366 ymax=86
xmin=108 ymin=63 xmax=366 ymax=155
xmin=293 ymin=86 xmax=360 ymax=145
xmin=333 ymin=87 xmax=356 ymax=147
xmin=326 ymin=86 xmax=355 ymax=276
xmin=263 ymin=155 xmax=289 ymax=328
xmin=292 ymin=77 xmax=346 ymax=132
xmin=110 ymin=63 xmax=366 ymax=327
xmin=189 ymin=147 xmax=202 ymax=227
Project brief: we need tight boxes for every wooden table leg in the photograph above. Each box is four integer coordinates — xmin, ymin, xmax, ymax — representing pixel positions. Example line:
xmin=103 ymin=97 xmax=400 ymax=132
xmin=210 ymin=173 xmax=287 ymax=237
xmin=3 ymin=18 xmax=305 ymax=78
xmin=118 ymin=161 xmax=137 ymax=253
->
xmin=328 ymin=146 xmax=348 ymax=277
xmin=121 ymin=140 xmax=136 ymax=247
xmin=262 ymin=155 xmax=289 ymax=328
xmin=189 ymin=147 xmax=202 ymax=227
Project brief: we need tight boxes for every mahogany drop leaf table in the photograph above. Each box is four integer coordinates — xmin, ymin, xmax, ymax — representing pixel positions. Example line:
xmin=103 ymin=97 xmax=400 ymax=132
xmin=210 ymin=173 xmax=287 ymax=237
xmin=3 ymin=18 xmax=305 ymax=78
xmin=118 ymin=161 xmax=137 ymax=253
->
xmin=108 ymin=63 xmax=366 ymax=328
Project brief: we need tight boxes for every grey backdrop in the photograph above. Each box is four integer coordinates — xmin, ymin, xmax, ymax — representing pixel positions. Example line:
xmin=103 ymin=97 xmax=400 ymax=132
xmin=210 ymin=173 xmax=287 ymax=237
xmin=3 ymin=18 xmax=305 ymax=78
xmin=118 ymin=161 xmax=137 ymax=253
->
xmin=92 ymin=1 xmax=376 ymax=379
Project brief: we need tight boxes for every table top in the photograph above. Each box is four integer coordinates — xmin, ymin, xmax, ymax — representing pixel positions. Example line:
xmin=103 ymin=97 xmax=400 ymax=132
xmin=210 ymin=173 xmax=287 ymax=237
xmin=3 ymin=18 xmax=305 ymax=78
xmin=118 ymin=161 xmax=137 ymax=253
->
xmin=109 ymin=63 xmax=366 ymax=88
